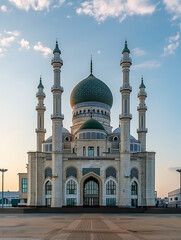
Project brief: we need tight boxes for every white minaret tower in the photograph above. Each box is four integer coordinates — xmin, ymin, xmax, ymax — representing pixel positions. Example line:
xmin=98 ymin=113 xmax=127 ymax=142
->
xmin=119 ymin=41 xmax=132 ymax=207
xmin=51 ymin=41 xmax=64 ymax=207
xmin=137 ymin=77 xmax=147 ymax=151
xmin=36 ymin=76 xmax=46 ymax=152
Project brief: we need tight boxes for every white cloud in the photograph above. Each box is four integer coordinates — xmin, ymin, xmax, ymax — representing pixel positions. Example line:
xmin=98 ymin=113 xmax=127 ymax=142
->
xmin=1 ymin=5 xmax=7 ymax=12
xmin=20 ymin=39 xmax=30 ymax=50
xmin=0 ymin=36 xmax=15 ymax=47
xmin=66 ymin=15 xmax=72 ymax=18
xmin=132 ymin=47 xmax=146 ymax=56
xmin=0 ymin=48 xmax=4 ymax=57
xmin=5 ymin=30 xmax=20 ymax=37
xmin=163 ymin=32 xmax=180 ymax=56
xmin=67 ymin=2 xmax=73 ymax=6
xmin=97 ymin=50 xmax=101 ymax=54
xmin=33 ymin=41 xmax=52 ymax=57
xmin=59 ymin=0 xmax=65 ymax=5
xmin=76 ymin=0 xmax=156 ymax=22
xmin=8 ymin=0 xmax=52 ymax=11
xmin=133 ymin=59 xmax=161 ymax=69
xmin=163 ymin=0 xmax=181 ymax=20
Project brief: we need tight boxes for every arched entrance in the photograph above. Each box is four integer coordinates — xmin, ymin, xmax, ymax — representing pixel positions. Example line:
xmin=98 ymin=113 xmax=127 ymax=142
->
xmin=83 ymin=177 xmax=99 ymax=206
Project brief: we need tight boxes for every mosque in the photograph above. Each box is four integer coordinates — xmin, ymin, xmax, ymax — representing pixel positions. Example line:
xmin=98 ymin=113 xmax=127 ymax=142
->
xmin=18 ymin=41 xmax=155 ymax=207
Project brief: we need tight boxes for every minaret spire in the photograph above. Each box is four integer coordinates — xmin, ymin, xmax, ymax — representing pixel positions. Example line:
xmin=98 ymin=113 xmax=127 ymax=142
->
xmin=137 ymin=76 xmax=147 ymax=151
xmin=90 ymin=55 xmax=93 ymax=75
xmin=119 ymin=40 xmax=132 ymax=207
xmin=36 ymin=76 xmax=46 ymax=151
xmin=51 ymin=40 xmax=64 ymax=207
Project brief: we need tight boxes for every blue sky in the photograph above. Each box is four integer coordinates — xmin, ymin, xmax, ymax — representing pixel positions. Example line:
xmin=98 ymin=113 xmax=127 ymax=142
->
xmin=0 ymin=0 xmax=181 ymax=197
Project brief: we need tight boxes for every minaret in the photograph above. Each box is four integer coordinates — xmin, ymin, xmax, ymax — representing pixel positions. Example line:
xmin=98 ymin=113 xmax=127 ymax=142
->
xmin=51 ymin=41 xmax=64 ymax=207
xmin=137 ymin=77 xmax=147 ymax=151
xmin=36 ymin=76 xmax=46 ymax=152
xmin=119 ymin=41 xmax=132 ymax=207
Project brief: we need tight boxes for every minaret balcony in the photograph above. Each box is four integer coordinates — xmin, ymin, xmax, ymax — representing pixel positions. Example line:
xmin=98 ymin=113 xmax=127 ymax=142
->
xmin=120 ymin=85 xmax=132 ymax=92
xmin=137 ymin=106 xmax=147 ymax=111
xmin=119 ymin=113 xmax=132 ymax=120
xmin=120 ymin=57 xmax=132 ymax=65
xmin=51 ymin=86 xmax=64 ymax=92
xmin=36 ymin=106 xmax=46 ymax=111
xmin=51 ymin=113 xmax=64 ymax=120
xmin=35 ymin=128 xmax=46 ymax=133
xmin=51 ymin=58 xmax=63 ymax=65
xmin=137 ymin=128 xmax=148 ymax=133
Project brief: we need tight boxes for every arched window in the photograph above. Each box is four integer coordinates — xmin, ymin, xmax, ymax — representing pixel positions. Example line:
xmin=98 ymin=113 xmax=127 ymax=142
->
xmin=83 ymin=147 xmax=86 ymax=156
xmin=66 ymin=167 xmax=77 ymax=179
xmin=106 ymin=180 xmax=116 ymax=195
xmin=45 ymin=181 xmax=52 ymax=195
xmin=45 ymin=168 xmax=52 ymax=179
xmin=97 ymin=109 xmax=99 ymax=113
xmin=97 ymin=147 xmax=100 ymax=156
xmin=131 ymin=181 xmax=138 ymax=195
xmin=88 ymin=147 xmax=94 ymax=156
xmin=66 ymin=180 xmax=77 ymax=194
xmin=130 ymin=168 xmax=138 ymax=179
xmin=106 ymin=167 xmax=116 ymax=178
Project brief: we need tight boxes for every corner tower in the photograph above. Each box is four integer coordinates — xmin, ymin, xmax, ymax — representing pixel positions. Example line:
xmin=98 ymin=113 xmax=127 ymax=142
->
xmin=137 ymin=77 xmax=147 ymax=151
xmin=119 ymin=41 xmax=132 ymax=207
xmin=36 ymin=77 xmax=46 ymax=152
xmin=51 ymin=41 xmax=64 ymax=207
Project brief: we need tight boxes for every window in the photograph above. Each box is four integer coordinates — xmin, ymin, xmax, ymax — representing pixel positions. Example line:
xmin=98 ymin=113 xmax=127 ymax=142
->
xmin=175 ymin=197 xmax=178 ymax=201
xmin=130 ymin=168 xmax=138 ymax=179
xmin=97 ymin=109 xmax=100 ymax=113
xmin=124 ymin=99 xmax=128 ymax=114
xmin=130 ymin=144 xmax=133 ymax=151
xmin=66 ymin=167 xmax=77 ymax=179
xmin=66 ymin=198 xmax=77 ymax=206
xmin=65 ymin=136 xmax=70 ymax=142
xmin=67 ymin=180 xmax=77 ymax=194
xmin=106 ymin=167 xmax=116 ymax=178
xmin=134 ymin=144 xmax=137 ymax=152
xmin=97 ymin=147 xmax=100 ymax=156
xmin=45 ymin=168 xmax=52 ymax=179
xmin=141 ymin=115 xmax=144 ymax=128
xmin=45 ymin=144 xmax=48 ymax=152
xmin=88 ymin=147 xmax=94 ymax=156
xmin=106 ymin=198 xmax=116 ymax=206
xmin=22 ymin=178 xmax=27 ymax=193
xmin=113 ymin=136 xmax=118 ymax=141
xmin=131 ymin=181 xmax=138 ymax=195
xmin=83 ymin=147 xmax=86 ymax=156
xmin=45 ymin=181 xmax=52 ymax=195
xmin=49 ymin=144 xmax=52 ymax=151
xmin=106 ymin=180 xmax=116 ymax=195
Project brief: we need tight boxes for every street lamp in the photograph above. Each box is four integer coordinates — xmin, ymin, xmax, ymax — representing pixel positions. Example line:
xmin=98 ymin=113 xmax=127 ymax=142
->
xmin=0 ymin=169 xmax=8 ymax=208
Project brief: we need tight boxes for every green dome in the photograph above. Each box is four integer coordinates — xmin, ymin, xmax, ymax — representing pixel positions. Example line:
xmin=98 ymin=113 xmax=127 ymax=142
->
xmin=79 ymin=119 xmax=105 ymax=131
xmin=70 ymin=74 xmax=113 ymax=108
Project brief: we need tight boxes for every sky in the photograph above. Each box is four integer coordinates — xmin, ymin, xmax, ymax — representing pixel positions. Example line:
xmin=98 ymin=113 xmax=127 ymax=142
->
xmin=0 ymin=0 xmax=181 ymax=198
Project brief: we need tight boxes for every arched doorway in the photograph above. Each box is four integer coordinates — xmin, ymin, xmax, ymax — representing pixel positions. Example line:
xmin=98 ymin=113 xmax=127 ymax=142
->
xmin=83 ymin=177 xmax=99 ymax=206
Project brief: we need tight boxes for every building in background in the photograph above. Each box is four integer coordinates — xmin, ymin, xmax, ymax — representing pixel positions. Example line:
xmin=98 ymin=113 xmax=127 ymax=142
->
xmin=168 ymin=189 xmax=181 ymax=208
xmin=0 ymin=191 xmax=19 ymax=207
xmin=18 ymin=41 xmax=155 ymax=207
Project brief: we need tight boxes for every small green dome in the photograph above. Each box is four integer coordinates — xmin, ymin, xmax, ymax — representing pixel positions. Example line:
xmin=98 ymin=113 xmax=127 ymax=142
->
xmin=70 ymin=74 xmax=113 ymax=108
xmin=79 ymin=119 xmax=105 ymax=131
xmin=53 ymin=41 xmax=61 ymax=54
xmin=122 ymin=41 xmax=130 ymax=54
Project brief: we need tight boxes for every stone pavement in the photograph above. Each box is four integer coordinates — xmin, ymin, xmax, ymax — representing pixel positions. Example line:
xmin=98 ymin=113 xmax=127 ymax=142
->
xmin=0 ymin=213 xmax=181 ymax=239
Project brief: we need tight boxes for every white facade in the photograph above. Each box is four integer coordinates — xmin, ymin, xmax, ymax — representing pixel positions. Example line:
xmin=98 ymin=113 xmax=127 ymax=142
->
xmin=19 ymin=41 xmax=155 ymax=207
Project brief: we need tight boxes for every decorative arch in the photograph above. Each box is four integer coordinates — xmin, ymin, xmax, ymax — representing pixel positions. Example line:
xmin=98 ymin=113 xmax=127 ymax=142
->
xmin=130 ymin=168 xmax=138 ymax=179
xmin=80 ymin=172 xmax=103 ymax=206
xmin=131 ymin=180 xmax=138 ymax=195
xmin=106 ymin=166 xmax=116 ymax=179
xmin=45 ymin=167 xmax=52 ymax=179
xmin=65 ymin=177 xmax=78 ymax=206
xmin=66 ymin=166 xmax=77 ymax=179
xmin=42 ymin=179 xmax=52 ymax=207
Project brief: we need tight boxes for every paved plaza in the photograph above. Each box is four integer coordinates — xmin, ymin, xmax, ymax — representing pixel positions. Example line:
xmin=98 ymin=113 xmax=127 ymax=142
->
xmin=0 ymin=213 xmax=181 ymax=239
